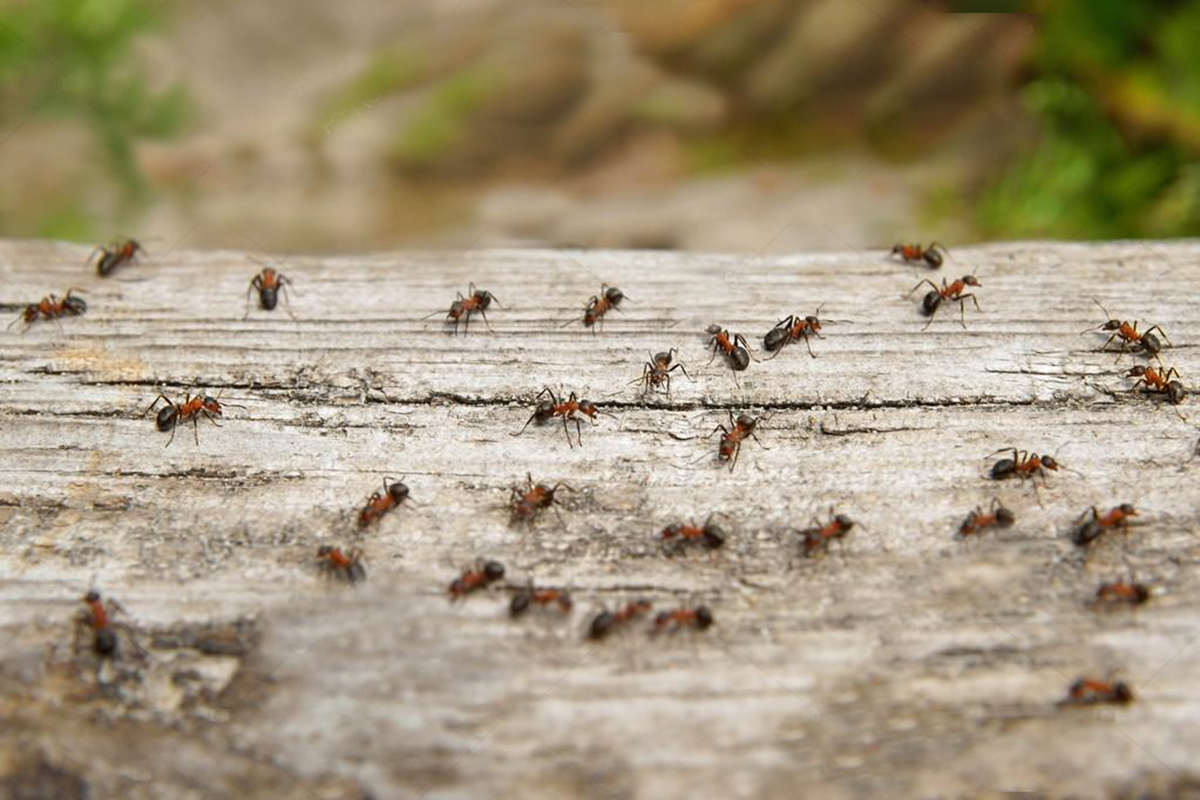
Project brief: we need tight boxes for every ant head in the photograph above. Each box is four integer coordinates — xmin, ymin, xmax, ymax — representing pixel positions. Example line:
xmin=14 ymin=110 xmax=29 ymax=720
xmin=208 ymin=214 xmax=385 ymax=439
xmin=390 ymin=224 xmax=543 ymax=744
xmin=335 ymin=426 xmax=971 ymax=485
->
xmin=695 ymin=606 xmax=714 ymax=629
xmin=1102 ymin=319 xmax=1122 ymax=331
xmin=317 ymin=545 xmax=333 ymax=556
xmin=387 ymin=481 xmax=410 ymax=502
xmin=834 ymin=514 xmax=854 ymax=530
xmin=1118 ymin=503 xmax=1137 ymax=515
xmin=962 ymin=275 xmax=980 ymax=287
xmin=632 ymin=598 xmax=652 ymax=613
xmin=705 ymin=323 xmax=722 ymax=335
xmin=130 ymin=239 xmax=143 ymax=252
xmin=805 ymin=315 xmax=822 ymax=330
xmin=84 ymin=590 xmax=100 ymax=603
xmin=604 ymin=286 xmax=624 ymax=305
xmin=483 ymin=561 xmax=505 ymax=581
xmin=1126 ymin=365 xmax=1147 ymax=377
xmin=578 ymin=399 xmax=598 ymax=417
xmin=1041 ymin=455 xmax=1060 ymax=470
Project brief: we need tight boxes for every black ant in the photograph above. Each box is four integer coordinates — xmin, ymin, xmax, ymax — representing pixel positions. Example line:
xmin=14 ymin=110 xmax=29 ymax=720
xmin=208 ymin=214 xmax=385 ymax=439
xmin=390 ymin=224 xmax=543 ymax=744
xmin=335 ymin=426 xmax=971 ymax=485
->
xmin=449 ymin=561 xmax=505 ymax=599
xmin=562 ymin=284 xmax=626 ymax=332
xmin=317 ymin=545 xmax=366 ymax=584
xmin=1126 ymin=365 xmax=1186 ymax=405
xmin=631 ymin=349 xmax=692 ymax=395
xmin=891 ymin=242 xmax=945 ymax=269
xmin=509 ymin=473 xmax=574 ymax=526
xmin=357 ymin=477 xmax=411 ymax=528
xmin=706 ymin=324 xmax=752 ymax=373
xmin=1059 ymin=677 xmax=1133 ymax=706
xmin=79 ymin=590 xmax=119 ymax=656
xmin=1071 ymin=504 xmax=1137 ymax=547
xmin=798 ymin=511 xmax=855 ymax=557
xmin=1081 ymin=299 xmax=1169 ymax=359
xmin=422 ymin=282 xmax=501 ymax=334
xmin=652 ymin=606 xmax=713 ymax=634
xmin=957 ymin=498 xmax=1015 ymax=537
xmin=510 ymin=586 xmax=573 ymax=617
xmin=588 ymin=599 xmax=652 ymax=640
xmin=143 ymin=389 xmax=240 ymax=447
xmin=512 ymin=388 xmax=603 ymax=447
xmin=763 ymin=305 xmax=826 ymax=358
xmin=245 ymin=260 xmax=295 ymax=318
xmin=907 ymin=274 xmax=981 ymax=329
xmin=661 ymin=514 xmax=726 ymax=549
xmin=89 ymin=238 xmax=143 ymax=277
xmin=9 ymin=289 xmax=87 ymax=331
xmin=711 ymin=411 xmax=768 ymax=471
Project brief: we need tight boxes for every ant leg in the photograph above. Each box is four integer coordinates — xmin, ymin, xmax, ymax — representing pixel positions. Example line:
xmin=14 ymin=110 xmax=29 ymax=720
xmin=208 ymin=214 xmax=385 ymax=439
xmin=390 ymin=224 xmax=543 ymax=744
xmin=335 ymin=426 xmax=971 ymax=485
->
xmin=921 ymin=307 xmax=938 ymax=331
xmin=749 ymin=432 xmax=771 ymax=451
xmin=462 ymin=310 xmax=471 ymax=335
xmin=706 ymin=342 xmax=719 ymax=366
xmin=709 ymin=424 xmax=728 ymax=439
xmin=511 ymin=412 xmax=540 ymax=438
xmin=164 ymin=422 xmax=177 ymax=448
xmin=1143 ymin=325 xmax=1172 ymax=346
xmin=203 ymin=410 xmax=222 ymax=428
xmin=728 ymin=442 xmax=740 ymax=472
xmin=906 ymin=278 xmax=939 ymax=298
xmin=142 ymin=394 xmax=172 ymax=417
xmin=561 ymin=414 xmax=574 ymax=448
xmin=279 ymin=282 xmax=296 ymax=319
xmin=803 ymin=334 xmax=816 ymax=358
xmin=243 ymin=281 xmax=256 ymax=320
xmin=574 ymin=416 xmax=584 ymax=447
xmin=192 ymin=416 xmax=200 ymax=446
xmin=478 ymin=308 xmax=495 ymax=333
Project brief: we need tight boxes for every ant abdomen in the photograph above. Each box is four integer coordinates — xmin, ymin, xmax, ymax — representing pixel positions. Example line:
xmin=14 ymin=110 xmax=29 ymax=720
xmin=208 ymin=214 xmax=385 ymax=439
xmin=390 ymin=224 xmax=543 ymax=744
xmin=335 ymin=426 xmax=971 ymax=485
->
xmin=155 ymin=406 xmax=178 ymax=432
xmin=730 ymin=348 xmax=751 ymax=371
xmin=921 ymin=291 xmax=941 ymax=316
xmin=94 ymin=628 xmax=117 ymax=656
xmin=990 ymin=459 xmax=1015 ymax=480
xmin=260 ymin=287 xmax=278 ymax=311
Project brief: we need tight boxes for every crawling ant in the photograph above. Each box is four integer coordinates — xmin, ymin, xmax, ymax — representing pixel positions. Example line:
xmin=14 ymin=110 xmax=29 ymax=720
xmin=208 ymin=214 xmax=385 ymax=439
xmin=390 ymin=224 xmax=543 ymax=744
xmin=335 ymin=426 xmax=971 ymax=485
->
xmin=8 ymin=289 xmax=87 ymax=331
xmin=357 ymin=477 xmax=411 ymax=528
xmin=80 ymin=591 xmax=118 ymax=657
xmin=562 ymin=284 xmax=626 ymax=332
xmin=509 ymin=473 xmax=574 ymax=526
xmin=1093 ymin=580 xmax=1150 ymax=606
xmin=143 ymin=389 xmax=239 ymax=447
xmin=763 ymin=305 xmax=826 ymax=358
xmin=1126 ymin=365 xmax=1186 ymax=405
xmin=988 ymin=448 xmax=1063 ymax=485
xmin=89 ymin=238 xmax=143 ymax=277
xmin=661 ymin=514 xmax=726 ymax=549
xmin=652 ymin=605 xmax=713 ymax=634
xmin=245 ymin=261 xmax=295 ymax=318
xmin=891 ymin=242 xmax=945 ymax=269
xmin=957 ymin=498 xmax=1015 ymax=537
xmin=632 ymin=349 xmax=692 ymax=395
xmin=317 ymin=545 xmax=366 ymax=584
xmin=588 ymin=599 xmax=652 ymax=640
xmin=1071 ymin=504 xmax=1137 ymax=546
xmin=449 ymin=561 xmax=505 ymax=599
xmin=510 ymin=586 xmax=573 ymax=617
xmin=907 ymin=274 xmax=981 ymax=329
xmin=711 ymin=411 xmax=768 ymax=471
xmin=423 ymin=282 xmax=501 ymax=334
xmin=798 ymin=511 xmax=855 ymax=557
xmin=1059 ymin=677 xmax=1133 ymax=706
xmin=706 ymin=324 xmax=752 ymax=373
xmin=512 ymin=387 xmax=603 ymax=447
xmin=1081 ymin=299 xmax=1169 ymax=359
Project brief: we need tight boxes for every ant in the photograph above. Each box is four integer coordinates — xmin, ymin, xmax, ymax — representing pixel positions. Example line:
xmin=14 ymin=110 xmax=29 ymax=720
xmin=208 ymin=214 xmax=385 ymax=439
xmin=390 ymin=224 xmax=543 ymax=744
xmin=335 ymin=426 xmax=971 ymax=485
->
xmin=1126 ymin=365 xmax=1186 ymax=405
xmin=798 ymin=510 xmax=855 ymax=557
xmin=510 ymin=586 xmax=573 ymax=617
xmin=1080 ymin=299 xmax=1169 ymax=359
xmin=1093 ymin=580 xmax=1150 ymax=606
xmin=562 ymin=284 xmax=626 ymax=332
xmin=588 ymin=599 xmax=652 ymax=640
xmin=1059 ymin=677 xmax=1133 ymax=706
xmin=509 ymin=473 xmax=574 ymax=526
xmin=9 ymin=289 xmax=87 ymax=331
xmin=423 ymin=282 xmax=501 ymax=334
xmin=632 ymin=349 xmax=692 ymax=395
xmin=512 ymin=387 xmax=602 ymax=447
xmin=89 ymin=238 xmax=143 ymax=277
xmin=763 ymin=305 xmax=826 ymax=358
xmin=245 ymin=261 xmax=295 ymax=318
xmin=957 ymin=498 xmax=1015 ymax=537
xmin=449 ymin=561 xmax=505 ymax=599
xmin=906 ymin=274 xmax=981 ymax=329
xmin=79 ymin=590 xmax=118 ymax=657
xmin=987 ymin=448 xmax=1063 ymax=484
xmin=652 ymin=605 xmax=713 ymax=635
xmin=661 ymin=514 xmax=726 ymax=549
xmin=357 ymin=477 xmax=411 ymax=528
xmin=1071 ymin=504 xmax=1137 ymax=547
xmin=317 ymin=545 xmax=366 ymax=584
xmin=706 ymin=324 xmax=752 ymax=373
xmin=143 ymin=389 xmax=239 ymax=447
xmin=891 ymin=242 xmax=945 ymax=269
xmin=711 ymin=411 xmax=768 ymax=471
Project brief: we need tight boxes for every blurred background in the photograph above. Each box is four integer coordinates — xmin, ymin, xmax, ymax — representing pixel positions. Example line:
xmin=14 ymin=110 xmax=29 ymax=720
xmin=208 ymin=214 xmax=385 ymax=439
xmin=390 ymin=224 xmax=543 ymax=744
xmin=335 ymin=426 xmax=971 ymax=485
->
xmin=0 ymin=0 xmax=1197 ymax=256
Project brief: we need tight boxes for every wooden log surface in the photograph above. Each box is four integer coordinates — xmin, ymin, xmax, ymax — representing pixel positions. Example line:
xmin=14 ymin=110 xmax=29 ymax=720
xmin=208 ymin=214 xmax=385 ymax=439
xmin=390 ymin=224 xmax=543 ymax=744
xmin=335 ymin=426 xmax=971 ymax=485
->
xmin=1 ymin=238 xmax=1199 ymax=799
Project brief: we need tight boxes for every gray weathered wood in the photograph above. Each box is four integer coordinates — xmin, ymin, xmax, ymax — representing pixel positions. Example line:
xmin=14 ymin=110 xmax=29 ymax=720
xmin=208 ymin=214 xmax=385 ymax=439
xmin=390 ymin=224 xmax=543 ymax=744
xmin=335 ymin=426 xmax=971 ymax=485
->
xmin=1 ymin=239 xmax=1199 ymax=799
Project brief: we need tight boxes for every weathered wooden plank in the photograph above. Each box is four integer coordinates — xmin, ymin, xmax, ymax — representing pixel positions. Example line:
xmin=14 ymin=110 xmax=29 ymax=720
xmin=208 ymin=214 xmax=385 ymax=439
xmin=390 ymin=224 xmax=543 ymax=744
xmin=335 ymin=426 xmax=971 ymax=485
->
xmin=1 ymin=239 xmax=1199 ymax=800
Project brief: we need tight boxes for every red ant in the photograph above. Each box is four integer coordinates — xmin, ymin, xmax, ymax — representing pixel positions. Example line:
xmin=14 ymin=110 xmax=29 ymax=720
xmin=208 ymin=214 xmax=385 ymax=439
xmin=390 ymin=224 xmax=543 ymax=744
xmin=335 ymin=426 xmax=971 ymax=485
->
xmin=711 ymin=411 xmax=768 ymax=471
xmin=1071 ymin=504 xmax=1137 ymax=546
xmin=1126 ymin=364 xmax=1186 ymax=405
xmin=357 ymin=477 xmax=411 ymax=528
xmin=763 ymin=305 xmax=826 ymax=358
xmin=987 ymin=448 xmax=1064 ymax=484
xmin=562 ymin=284 xmax=626 ymax=332
xmin=588 ymin=599 xmax=652 ymax=640
xmin=143 ymin=389 xmax=240 ymax=447
xmin=661 ymin=514 xmax=726 ymax=549
xmin=9 ymin=289 xmax=87 ymax=331
xmin=510 ymin=586 xmax=573 ymax=617
xmin=1059 ymin=677 xmax=1133 ymax=706
xmin=891 ymin=242 xmax=945 ymax=269
xmin=449 ymin=561 xmax=505 ymax=599
xmin=798 ymin=510 xmax=856 ymax=557
xmin=957 ymin=498 xmax=1015 ymax=537
xmin=89 ymin=238 xmax=143 ymax=277
xmin=907 ymin=274 xmax=981 ymax=329
xmin=632 ymin=349 xmax=692 ymax=395
xmin=1081 ymin=299 xmax=1169 ymax=359
xmin=423 ymin=282 xmax=501 ymax=334
xmin=706 ymin=324 xmax=752 ymax=373
xmin=317 ymin=545 xmax=366 ymax=584
xmin=509 ymin=473 xmax=574 ymax=526
xmin=652 ymin=605 xmax=713 ymax=634
xmin=79 ymin=590 xmax=119 ymax=656
xmin=245 ymin=261 xmax=295 ymax=318
xmin=1093 ymin=580 xmax=1150 ymax=606
xmin=512 ymin=387 xmax=603 ymax=447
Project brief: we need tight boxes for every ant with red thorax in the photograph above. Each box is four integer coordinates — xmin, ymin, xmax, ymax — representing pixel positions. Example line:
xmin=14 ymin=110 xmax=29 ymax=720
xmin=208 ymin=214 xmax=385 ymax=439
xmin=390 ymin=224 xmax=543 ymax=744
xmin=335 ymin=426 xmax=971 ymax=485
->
xmin=562 ymin=284 xmax=627 ymax=332
xmin=245 ymin=257 xmax=296 ymax=318
xmin=512 ymin=387 xmax=606 ymax=448
xmin=1093 ymin=580 xmax=1151 ymax=607
xmin=1081 ymin=299 xmax=1169 ymax=359
xmin=588 ymin=599 xmax=652 ymax=640
xmin=143 ymin=388 xmax=243 ymax=447
xmin=797 ymin=510 xmax=856 ymax=557
xmin=1059 ymin=677 xmax=1133 ymax=707
xmin=89 ymin=238 xmax=144 ymax=277
xmin=78 ymin=591 xmax=120 ymax=657
xmin=1126 ymin=364 xmax=1186 ymax=406
xmin=509 ymin=473 xmax=575 ymax=526
xmin=448 ymin=561 xmax=506 ymax=599
xmin=907 ymin=274 xmax=981 ymax=330
xmin=1071 ymin=503 xmax=1137 ymax=547
xmin=706 ymin=324 xmax=752 ymax=374
xmin=631 ymin=349 xmax=692 ymax=395
xmin=8 ymin=289 xmax=87 ymax=331
xmin=317 ymin=546 xmax=366 ymax=584
xmin=357 ymin=477 xmax=412 ymax=528
xmin=660 ymin=514 xmax=726 ymax=550
xmin=710 ymin=411 xmax=768 ymax=471
xmin=763 ymin=305 xmax=829 ymax=359
xmin=957 ymin=498 xmax=1015 ymax=538
xmin=510 ymin=585 xmax=573 ymax=617
xmin=891 ymin=242 xmax=946 ymax=269
xmin=423 ymin=282 xmax=502 ymax=334
xmin=652 ymin=605 xmax=714 ymax=635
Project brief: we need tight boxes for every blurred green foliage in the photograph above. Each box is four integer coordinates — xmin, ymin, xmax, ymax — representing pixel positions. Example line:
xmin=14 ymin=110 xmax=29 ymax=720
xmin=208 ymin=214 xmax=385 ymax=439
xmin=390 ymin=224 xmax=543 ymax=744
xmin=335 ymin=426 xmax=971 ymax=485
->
xmin=977 ymin=0 xmax=1200 ymax=238
xmin=0 ymin=0 xmax=188 ymax=210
